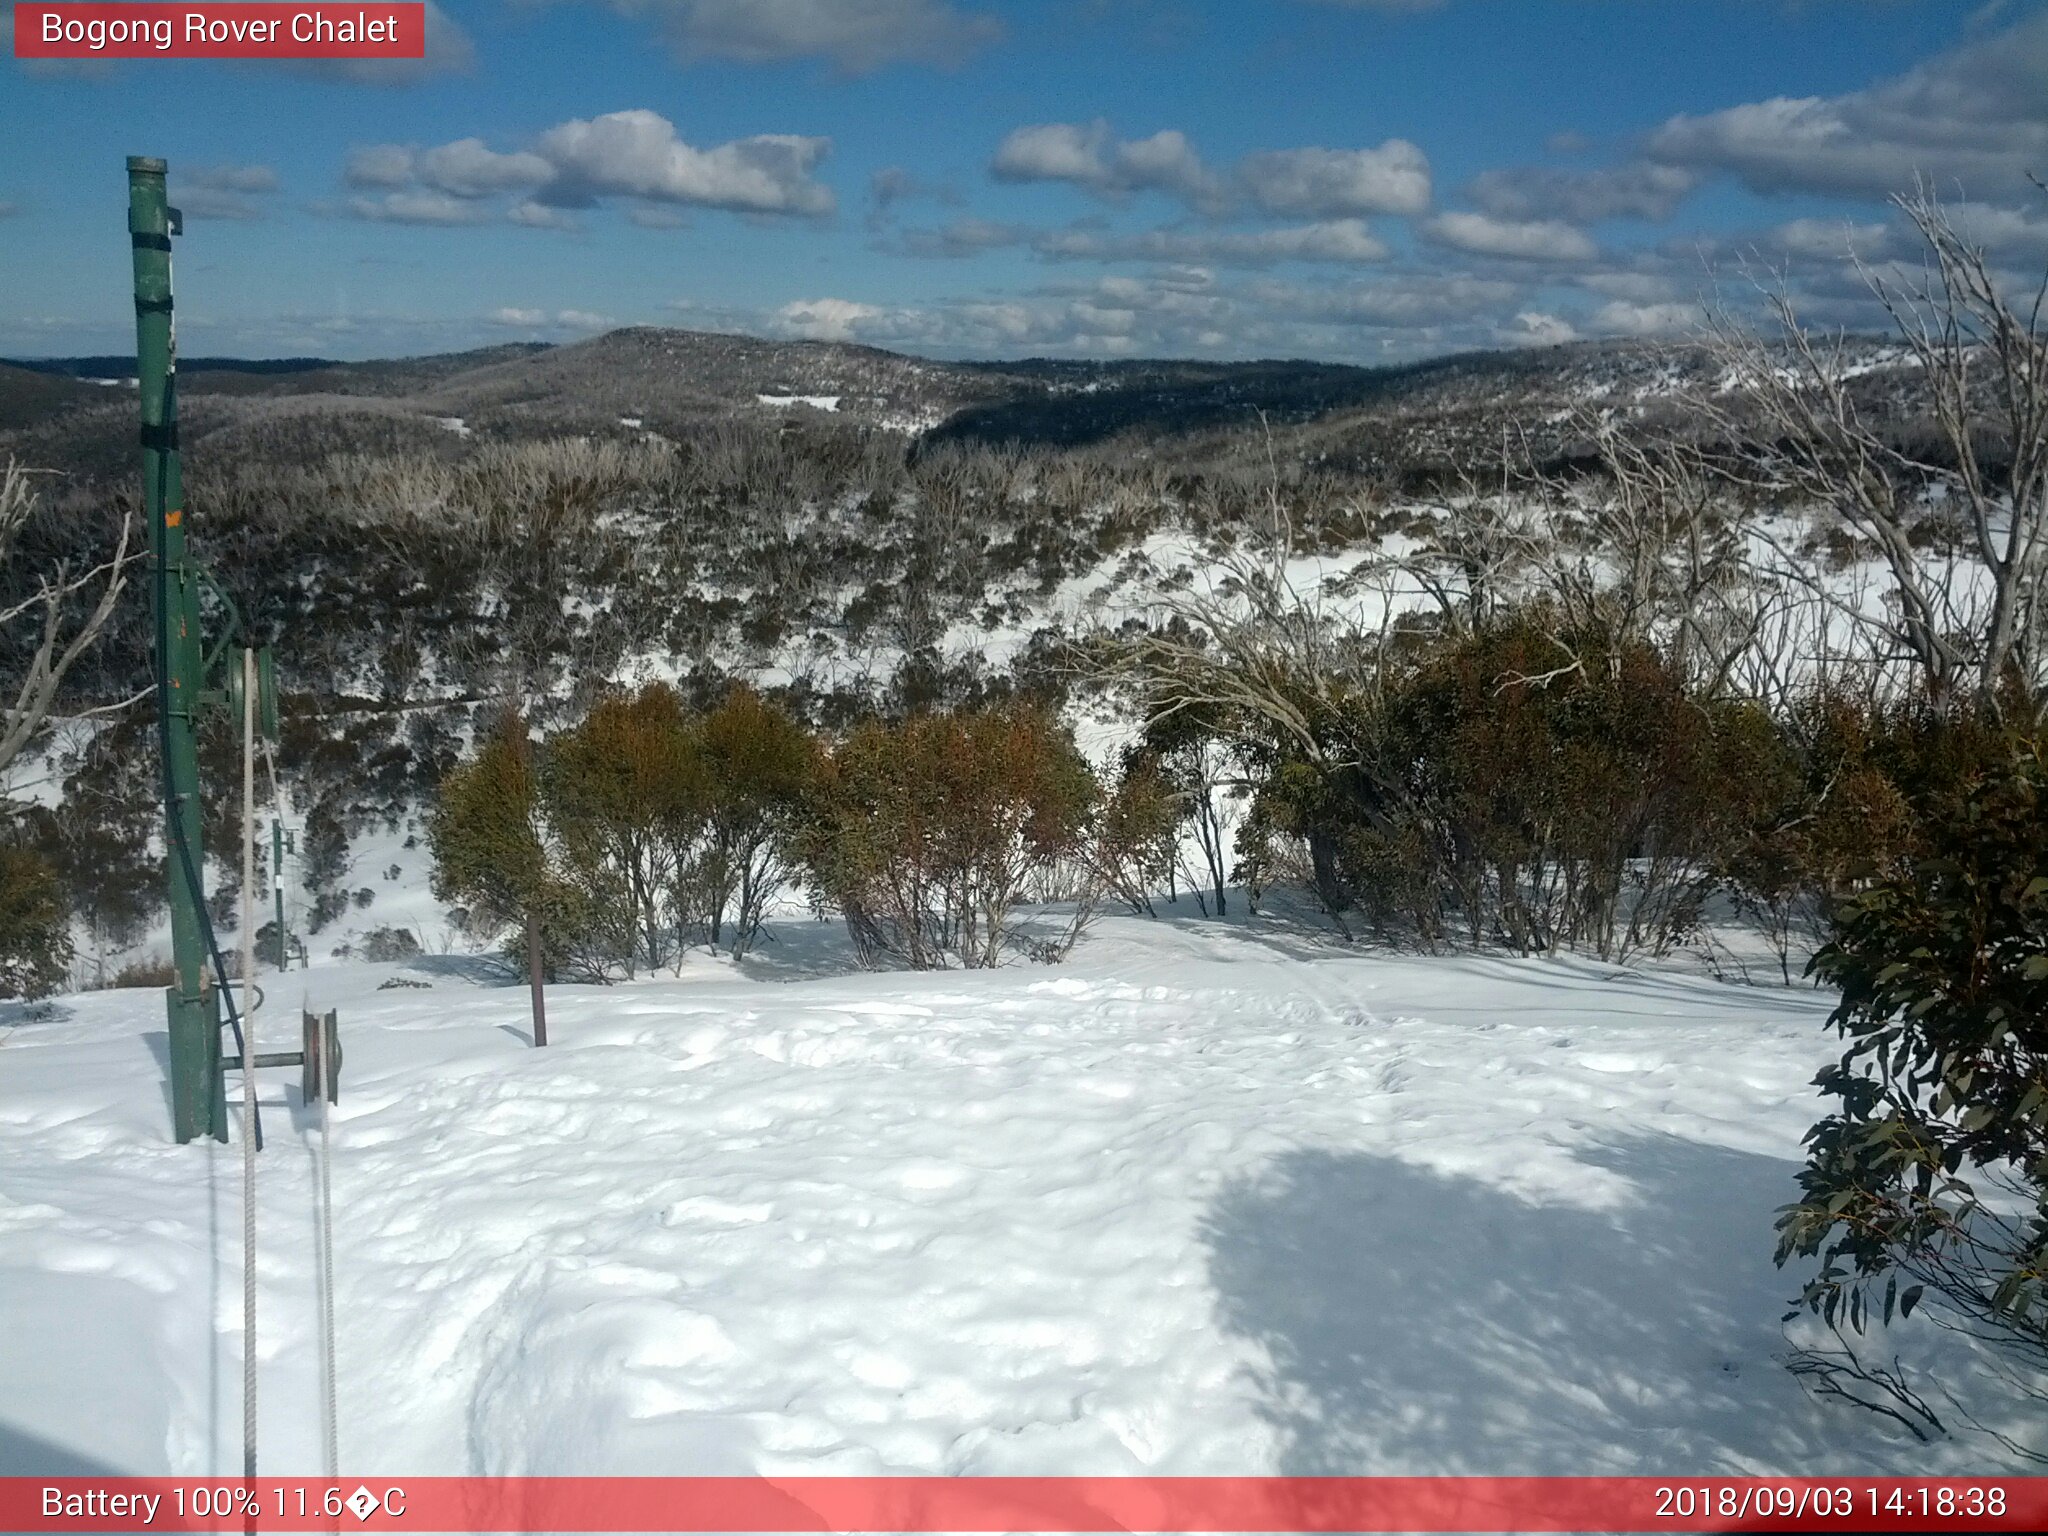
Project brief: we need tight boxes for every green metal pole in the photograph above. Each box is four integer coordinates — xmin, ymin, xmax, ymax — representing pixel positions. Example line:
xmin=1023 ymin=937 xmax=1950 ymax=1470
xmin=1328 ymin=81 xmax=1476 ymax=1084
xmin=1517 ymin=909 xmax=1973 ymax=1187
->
xmin=130 ymin=157 xmax=222 ymax=1144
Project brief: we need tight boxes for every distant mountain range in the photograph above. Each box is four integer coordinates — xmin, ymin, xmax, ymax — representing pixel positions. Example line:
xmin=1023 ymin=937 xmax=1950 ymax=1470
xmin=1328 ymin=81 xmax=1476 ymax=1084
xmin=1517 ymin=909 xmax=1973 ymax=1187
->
xmin=1 ymin=325 xmax=1922 ymax=483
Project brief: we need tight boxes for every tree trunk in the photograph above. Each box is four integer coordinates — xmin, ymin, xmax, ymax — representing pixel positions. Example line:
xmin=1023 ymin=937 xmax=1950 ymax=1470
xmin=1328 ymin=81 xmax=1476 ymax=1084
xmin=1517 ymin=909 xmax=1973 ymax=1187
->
xmin=526 ymin=911 xmax=549 ymax=1047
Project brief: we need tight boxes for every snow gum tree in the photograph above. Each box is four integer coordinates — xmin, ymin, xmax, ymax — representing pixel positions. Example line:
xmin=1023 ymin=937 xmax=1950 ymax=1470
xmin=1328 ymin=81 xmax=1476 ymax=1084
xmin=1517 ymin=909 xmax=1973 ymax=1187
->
xmin=689 ymin=687 xmax=821 ymax=959
xmin=543 ymin=684 xmax=707 ymax=976
xmin=427 ymin=709 xmax=560 ymax=1043
xmin=804 ymin=705 xmax=1098 ymax=969
xmin=1777 ymin=738 xmax=2048 ymax=1411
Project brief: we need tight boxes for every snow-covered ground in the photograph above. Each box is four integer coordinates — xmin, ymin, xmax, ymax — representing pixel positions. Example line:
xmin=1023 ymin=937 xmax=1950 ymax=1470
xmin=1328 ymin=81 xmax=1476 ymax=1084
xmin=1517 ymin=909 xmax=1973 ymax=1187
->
xmin=1 ymin=907 xmax=2039 ymax=1478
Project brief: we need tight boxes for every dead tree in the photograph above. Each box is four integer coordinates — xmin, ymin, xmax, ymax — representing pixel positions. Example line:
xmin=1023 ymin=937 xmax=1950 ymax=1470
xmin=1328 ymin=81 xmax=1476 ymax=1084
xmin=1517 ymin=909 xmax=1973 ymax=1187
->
xmin=0 ymin=460 xmax=136 ymax=780
xmin=1703 ymin=184 xmax=2048 ymax=720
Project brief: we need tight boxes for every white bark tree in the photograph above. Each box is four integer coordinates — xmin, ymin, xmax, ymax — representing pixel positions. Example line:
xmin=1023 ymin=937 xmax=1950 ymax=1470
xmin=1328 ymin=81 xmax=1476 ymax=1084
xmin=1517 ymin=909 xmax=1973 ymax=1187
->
xmin=0 ymin=460 xmax=136 ymax=780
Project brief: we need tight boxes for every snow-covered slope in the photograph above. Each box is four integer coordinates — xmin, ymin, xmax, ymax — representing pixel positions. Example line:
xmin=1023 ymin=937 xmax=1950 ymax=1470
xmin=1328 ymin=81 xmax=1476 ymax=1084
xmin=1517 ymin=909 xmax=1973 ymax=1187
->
xmin=0 ymin=910 xmax=2036 ymax=1478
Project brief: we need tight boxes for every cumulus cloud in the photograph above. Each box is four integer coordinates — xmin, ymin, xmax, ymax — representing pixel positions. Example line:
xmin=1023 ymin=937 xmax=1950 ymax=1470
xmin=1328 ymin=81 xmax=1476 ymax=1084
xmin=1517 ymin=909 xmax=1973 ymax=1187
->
xmin=1112 ymin=130 xmax=1229 ymax=210
xmin=1466 ymin=161 xmax=1696 ymax=224
xmin=342 ymin=111 xmax=835 ymax=226
xmin=176 ymin=163 xmax=282 ymax=221
xmin=1033 ymin=218 xmax=1391 ymax=266
xmin=345 ymin=145 xmax=417 ymax=190
xmin=993 ymin=122 xmax=1110 ymax=185
xmin=773 ymin=297 xmax=887 ymax=341
xmin=1588 ymin=299 xmax=1704 ymax=337
xmin=1766 ymin=216 xmax=1897 ymax=260
xmin=415 ymin=140 xmax=555 ymax=199
xmin=1421 ymin=211 xmax=1598 ymax=261
xmin=1500 ymin=310 xmax=1579 ymax=346
xmin=601 ymin=0 xmax=1000 ymax=71
xmin=1942 ymin=201 xmax=2048 ymax=257
xmin=1646 ymin=8 xmax=2048 ymax=200
xmin=1240 ymin=142 xmax=1433 ymax=217
xmin=991 ymin=123 xmax=1426 ymax=217
xmin=1257 ymin=274 xmax=1522 ymax=329
xmin=538 ymin=112 xmax=835 ymax=215
xmin=992 ymin=123 xmax=1228 ymax=210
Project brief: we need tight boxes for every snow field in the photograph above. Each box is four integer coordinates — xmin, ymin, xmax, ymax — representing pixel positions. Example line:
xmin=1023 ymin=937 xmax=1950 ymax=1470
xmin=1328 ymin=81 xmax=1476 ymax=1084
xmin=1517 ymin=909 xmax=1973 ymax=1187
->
xmin=1 ymin=911 xmax=2039 ymax=1479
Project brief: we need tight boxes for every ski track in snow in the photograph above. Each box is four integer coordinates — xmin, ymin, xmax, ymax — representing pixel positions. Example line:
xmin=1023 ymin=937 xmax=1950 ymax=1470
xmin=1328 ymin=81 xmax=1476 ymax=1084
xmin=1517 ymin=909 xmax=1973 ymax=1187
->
xmin=1 ymin=914 xmax=2039 ymax=1477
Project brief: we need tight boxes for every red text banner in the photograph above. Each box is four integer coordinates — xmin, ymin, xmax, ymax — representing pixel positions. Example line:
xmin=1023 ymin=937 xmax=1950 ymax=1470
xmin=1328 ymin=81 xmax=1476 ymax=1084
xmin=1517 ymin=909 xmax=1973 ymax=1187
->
xmin=12 ymin=5 xmax=425 ymax=59
xmin=2 ymin=1477 xmax=2044 ymax=1533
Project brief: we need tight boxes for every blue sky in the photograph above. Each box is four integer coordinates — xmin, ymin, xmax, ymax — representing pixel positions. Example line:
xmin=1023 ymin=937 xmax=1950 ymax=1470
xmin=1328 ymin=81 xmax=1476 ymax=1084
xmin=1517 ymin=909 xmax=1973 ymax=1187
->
xmin=3 ymin=1 xmax=2046 ymax=361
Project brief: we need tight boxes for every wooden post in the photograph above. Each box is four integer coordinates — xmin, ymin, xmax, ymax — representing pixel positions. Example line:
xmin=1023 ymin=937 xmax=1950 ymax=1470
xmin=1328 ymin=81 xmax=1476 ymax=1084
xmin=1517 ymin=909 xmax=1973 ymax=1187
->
xmin=525 ymin=912 xmax=548 ymax=1047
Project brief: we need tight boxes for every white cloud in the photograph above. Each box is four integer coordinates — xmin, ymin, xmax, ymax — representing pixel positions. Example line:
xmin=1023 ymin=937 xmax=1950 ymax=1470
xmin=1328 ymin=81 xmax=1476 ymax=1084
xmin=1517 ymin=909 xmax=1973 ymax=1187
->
xmin=487 ymin=307 xmax=615 ymax=330
xmin=1258 ymin=274 xmax=1521 ymax=328
xmin=604 ymin=0 xmax=1000 ymax=71
xmin=1240 ymin=141 xmax=1432 ymax=217
xmin=416 ymin=139 xmax=553 ymax=199
xmin=176 ymin=163 xmax=281 ymax=221
xmin=538 ymin=111 xmax=835 ymax=215
xmin=343 ymin=111 xmax=836 ymax=225
xmin=1421 ymin=211 xmax=1598 ymax=261
xmin=1942 ymin=201 xmax=2048 ymax=256
xmin=1588 ymin=299 xmax=1704 ymax=337
xmin=991 ymin=123 xmax=1425 ymax=219
xmin=1647 ymin=8 xmax=2048 ymax=200
xmin=1767 ymin=216 xmax=1896 ymax=260
xmin=347 ymin=191 xmax=497 ymax=226
xmin=1111 ymin=130 xmax=1229 ymax=210
xmin=774 ymin=297 xmax=886 ymax=340
xmin=346 ymin=145 xmax=417 ymax=190
xmin=1034 ymin=218 xmax=1391 ymax=266
xmin=1500 ymin=310 xmax=1579 ymax=346
xmin=993 ymin=123 xmax=1424 ymax=217
xmin=993 ymin=122 xmax=1114 ymax=185
xmin=991 ymin=122 xmax=1227 ymax=210
xmin=1466 ymin=161 xmax=1696 ymax=224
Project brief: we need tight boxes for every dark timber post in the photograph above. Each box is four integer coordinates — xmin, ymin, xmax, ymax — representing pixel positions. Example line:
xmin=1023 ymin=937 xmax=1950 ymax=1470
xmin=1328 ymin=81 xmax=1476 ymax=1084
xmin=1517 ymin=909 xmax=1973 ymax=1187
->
xmin=131 ymin=156 xmax=223 ymax=1143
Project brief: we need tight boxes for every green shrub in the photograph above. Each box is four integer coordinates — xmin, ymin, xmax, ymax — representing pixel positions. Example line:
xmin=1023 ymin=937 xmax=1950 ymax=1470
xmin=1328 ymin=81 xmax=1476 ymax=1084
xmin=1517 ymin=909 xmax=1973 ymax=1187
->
xmin=1237 ymin=616 xmax=1789 ymax=958
xmin=804 ymin=704 xmax=1098 ymax=968
xmin=1776 ymin=739 xmax=2048 ymax=1371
